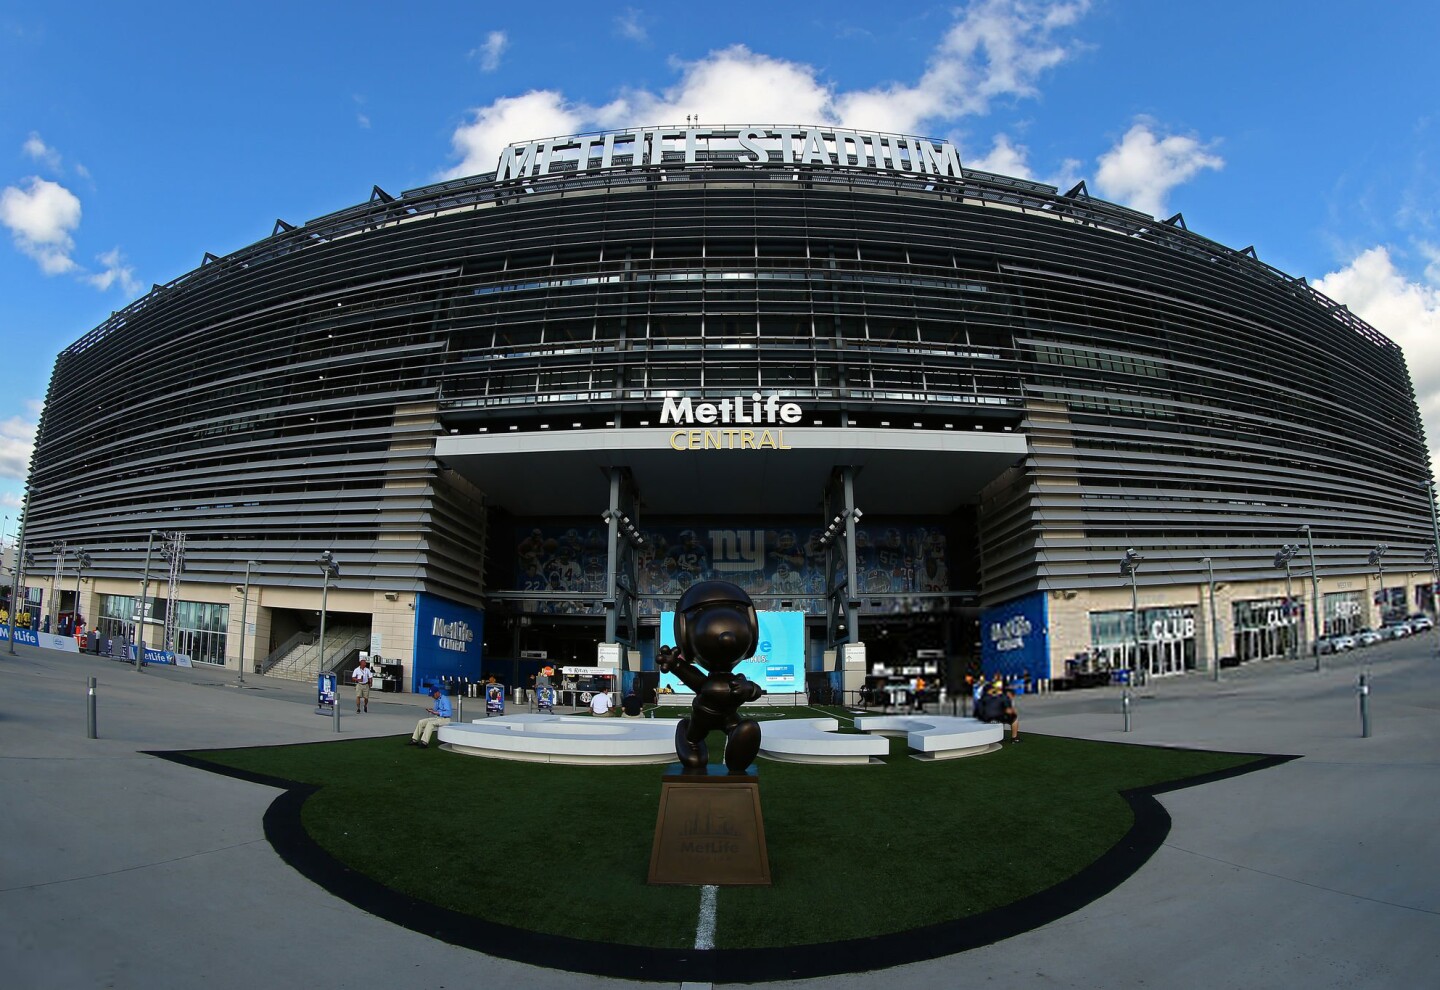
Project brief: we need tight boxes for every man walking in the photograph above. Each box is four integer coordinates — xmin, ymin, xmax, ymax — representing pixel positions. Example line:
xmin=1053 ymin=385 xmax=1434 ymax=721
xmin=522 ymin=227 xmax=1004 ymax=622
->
xmin=351 ymin=656 xmax=374 ymax=712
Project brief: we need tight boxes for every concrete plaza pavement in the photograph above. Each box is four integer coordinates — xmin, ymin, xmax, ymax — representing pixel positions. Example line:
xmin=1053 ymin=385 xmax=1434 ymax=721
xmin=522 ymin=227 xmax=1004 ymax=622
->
xmin=1 ymin=638 xmax=1436 ymax=989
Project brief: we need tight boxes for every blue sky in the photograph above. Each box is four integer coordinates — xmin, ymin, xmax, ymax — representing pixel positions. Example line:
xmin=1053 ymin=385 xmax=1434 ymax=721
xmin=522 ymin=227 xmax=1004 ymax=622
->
xmin=3 ymin=0 xmax=1440 ymax=523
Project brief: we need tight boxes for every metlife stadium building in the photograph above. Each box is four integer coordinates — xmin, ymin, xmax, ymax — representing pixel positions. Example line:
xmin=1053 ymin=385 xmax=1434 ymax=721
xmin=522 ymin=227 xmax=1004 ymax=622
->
xmin=16 ymin=125 xmax=1438 ymax=693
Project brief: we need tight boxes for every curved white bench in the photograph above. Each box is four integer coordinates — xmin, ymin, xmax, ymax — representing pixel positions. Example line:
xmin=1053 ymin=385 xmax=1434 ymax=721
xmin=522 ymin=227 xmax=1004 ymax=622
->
xmin=437 ymin=715 xmax=682 ymax=765
xmin=757 ymin=717 xmax=890 ymax=765
xmin=436 ymin=713 xmax=1000 ymax=766
xmin=854 ymin=715 xmax=1002 ymax=760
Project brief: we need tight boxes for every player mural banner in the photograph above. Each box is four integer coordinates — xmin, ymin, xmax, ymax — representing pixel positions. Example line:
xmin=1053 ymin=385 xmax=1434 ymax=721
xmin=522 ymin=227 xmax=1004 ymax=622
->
xmin=509 ymin=519 xmax=953 ymax=616
xmin=657 ymin=609 xmax=805 ymax=693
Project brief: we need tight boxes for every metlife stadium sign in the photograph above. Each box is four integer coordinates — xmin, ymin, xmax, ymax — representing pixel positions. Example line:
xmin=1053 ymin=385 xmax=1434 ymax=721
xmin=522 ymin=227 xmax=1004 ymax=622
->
xmin=497 ymin=125 xmax=963 ymax=182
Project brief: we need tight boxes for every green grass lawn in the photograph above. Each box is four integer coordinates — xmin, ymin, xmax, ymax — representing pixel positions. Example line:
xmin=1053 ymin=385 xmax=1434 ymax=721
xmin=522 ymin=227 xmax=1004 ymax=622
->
xmin=186 ymin=713 xmax=1262 ymax=951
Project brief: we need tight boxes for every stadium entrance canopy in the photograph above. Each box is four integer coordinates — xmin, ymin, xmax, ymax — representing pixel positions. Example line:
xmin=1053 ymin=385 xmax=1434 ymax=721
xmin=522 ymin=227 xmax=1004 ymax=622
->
xmin=435 ymin=425 xmax=1026 ymax=516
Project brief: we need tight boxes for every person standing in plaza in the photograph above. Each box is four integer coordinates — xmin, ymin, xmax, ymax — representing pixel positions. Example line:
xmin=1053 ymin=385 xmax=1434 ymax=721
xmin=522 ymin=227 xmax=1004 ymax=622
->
xmin=351 ymin=656 xmax=374 ymax=713
xmin=408 ymin=686 xmax=452 ymax=748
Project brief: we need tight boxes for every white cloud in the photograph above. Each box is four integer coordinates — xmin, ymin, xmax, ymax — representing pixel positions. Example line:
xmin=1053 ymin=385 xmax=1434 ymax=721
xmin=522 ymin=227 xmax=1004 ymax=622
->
xmin=836 ymin=0 xmax=1090 ymax=132
xmin=0 ymin=177 xmax=82 ymax=274
xmin=1313 ymin=246 xmax=1440 ymax=460
xmin=447 ymin=91 xmax=590 ymax=179
xmin=615 ymin=7 xmax=647 ymax=43
xmin=1046 ymin=156 xmax=1084 ymax=195
xmin=597 ymin=46 xmax=833 ymax=131
xmin=0 ymin=491 xmax=23 ymax=511
xmin=85 ymin=247 xmax=140 ymax=295
xmin=1418 ymin=240 xmax=1440 ymax=285
xmin=968 ymin=134 xmax=1033 ymax=179
xmin=0 ymin=400 xmax=41 ymax=482
xmin=22 ymin=132 xmax=61 ymax=170
xmin=357 ymin=113 xmax=371 ymax=129
xmin=472 ymin=31 xmax=508 ymax=73
xmin=1094 ymin=119 xmax=1223 ymax=218
xmin=443 ymin=0 xmax=1091 ymax=177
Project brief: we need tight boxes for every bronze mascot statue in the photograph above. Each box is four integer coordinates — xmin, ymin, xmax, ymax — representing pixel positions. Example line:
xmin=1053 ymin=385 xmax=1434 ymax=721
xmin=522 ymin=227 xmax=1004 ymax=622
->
xmin=657 ymin=580 xmax=766 ymax=773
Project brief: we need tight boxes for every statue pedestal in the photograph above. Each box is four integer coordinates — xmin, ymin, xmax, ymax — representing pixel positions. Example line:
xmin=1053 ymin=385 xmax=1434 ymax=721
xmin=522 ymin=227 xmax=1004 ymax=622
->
xmin=647 ymin=765 xmax=771 ymax=886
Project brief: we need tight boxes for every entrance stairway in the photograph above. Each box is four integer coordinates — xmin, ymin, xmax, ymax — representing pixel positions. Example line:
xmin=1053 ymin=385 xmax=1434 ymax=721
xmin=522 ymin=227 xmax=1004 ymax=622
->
xmin=262 ymin=625 xmax=370 ymax=682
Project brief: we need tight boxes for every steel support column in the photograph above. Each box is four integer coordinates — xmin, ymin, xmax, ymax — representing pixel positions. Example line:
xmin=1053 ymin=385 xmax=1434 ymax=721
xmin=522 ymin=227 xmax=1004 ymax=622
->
xmin=602 ymin=468 xmax=641 ymax=649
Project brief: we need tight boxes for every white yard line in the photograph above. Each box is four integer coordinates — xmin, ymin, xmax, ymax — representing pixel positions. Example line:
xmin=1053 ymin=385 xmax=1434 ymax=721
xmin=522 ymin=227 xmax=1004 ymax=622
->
xmin=694 ymin=884 xmax=719 ymax=950
xmin=803 ymin=703 xmax=856 ymax=726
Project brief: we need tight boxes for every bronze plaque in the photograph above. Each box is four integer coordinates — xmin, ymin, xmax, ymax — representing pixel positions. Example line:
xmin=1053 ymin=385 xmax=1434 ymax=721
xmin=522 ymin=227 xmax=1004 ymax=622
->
xmin=647 ymin=771 xmax=771 ymax=886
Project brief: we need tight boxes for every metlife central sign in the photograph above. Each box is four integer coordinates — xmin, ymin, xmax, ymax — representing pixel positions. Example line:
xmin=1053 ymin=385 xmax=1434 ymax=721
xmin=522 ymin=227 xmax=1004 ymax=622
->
xmin=412 ymin=592 xmax=484 ymax=693
xmin=497 ymin=125 xmax=963 ymax=182
xmin=661 ymin=392 xmax=802 ymax=451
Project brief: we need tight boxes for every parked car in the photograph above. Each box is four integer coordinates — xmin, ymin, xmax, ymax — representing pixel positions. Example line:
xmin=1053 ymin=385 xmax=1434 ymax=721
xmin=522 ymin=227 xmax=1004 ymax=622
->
xmin=1407 ymin=614 xmax=1434 ymax=632
xmin=1355 ymin=628 xmax=1382 ymax=647
xmin=1320 ymin=634 xmax=1357 ymax=654
xmin=1380 ymin=623 xmax=1412 ymax=640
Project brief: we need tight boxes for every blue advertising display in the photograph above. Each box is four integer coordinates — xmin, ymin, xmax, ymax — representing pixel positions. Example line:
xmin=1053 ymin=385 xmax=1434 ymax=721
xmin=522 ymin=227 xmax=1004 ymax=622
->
xmin=657 ymin=610 xmax=805 ymax=693
xmin=0 ymin=625 xmax=39 ymax=647
xmin=980 ymin=591 xmax=1049 ymax=681
xmin=411 ymin=593 xmax=484 ymax=693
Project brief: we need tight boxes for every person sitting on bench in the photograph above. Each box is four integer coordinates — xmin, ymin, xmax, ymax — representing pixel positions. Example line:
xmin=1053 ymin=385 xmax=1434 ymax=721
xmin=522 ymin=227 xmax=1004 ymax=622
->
xmin=975 ymin=678 xmax=1020 ymax=743
xmin=621 ymin=687 xmax=643 ymax=717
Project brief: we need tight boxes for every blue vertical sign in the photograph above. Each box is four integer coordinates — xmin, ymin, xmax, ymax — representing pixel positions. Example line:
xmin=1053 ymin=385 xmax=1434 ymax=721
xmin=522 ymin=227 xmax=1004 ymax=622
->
xmin=411 ymin=593 xmax=484 ymax=693
xmin=980 ymin=591 xmax=1049 ymax=681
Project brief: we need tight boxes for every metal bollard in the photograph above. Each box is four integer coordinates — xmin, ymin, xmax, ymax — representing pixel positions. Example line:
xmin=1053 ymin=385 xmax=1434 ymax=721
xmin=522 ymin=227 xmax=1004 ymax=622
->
xmin=1357 ymin=671 xmax=1371 ymax=738
xmin=457 ymin=693 xmax=464 ymax=723
xmin=1122 ymin=689 xmax=1132 ymax=733
xmin=87 ymin=677 xmax=98 ymax=739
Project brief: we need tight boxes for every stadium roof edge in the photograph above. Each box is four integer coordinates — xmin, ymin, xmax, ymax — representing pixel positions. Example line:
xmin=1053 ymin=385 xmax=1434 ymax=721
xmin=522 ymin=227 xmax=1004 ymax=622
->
xmin=59 ymin=137 xmax=1400 ymax=359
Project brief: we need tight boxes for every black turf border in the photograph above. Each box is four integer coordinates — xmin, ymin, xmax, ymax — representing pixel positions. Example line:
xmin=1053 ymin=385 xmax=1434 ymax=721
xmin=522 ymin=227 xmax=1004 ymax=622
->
xmin=151 ymin=747 xmax=1298 ymax=983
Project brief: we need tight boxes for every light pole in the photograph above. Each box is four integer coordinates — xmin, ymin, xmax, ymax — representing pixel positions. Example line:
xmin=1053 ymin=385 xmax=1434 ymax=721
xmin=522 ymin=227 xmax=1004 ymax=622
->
xmin=72 ymin=550 xmax=92 ymax=630
xmin=49 ymin=540 xmax=66 ymax=634
xmin=318 ymin=550 xmax=341 ymax=732
xmin=1426 ymin=479 xmax=1440 ymax=656
xmin=237 ymin=560 xmax=259 ymax=685
xmin=6 ymin=542 xmax=29 ymax=654
xmin=1368 ymin=544 xmax=1389 ymax=628
xmin=1273 ymin=544 xmax=1299 ymax=660
xmin=1301 ymin=525 xmax=1321 ymax=671
xmin=135 ymin=530 xmax=159 ymax=673
xmin=1202 ymin=556 xmax=1221 ymax=681
xmin=1117 ymin=549 xmax=1140 ymax=696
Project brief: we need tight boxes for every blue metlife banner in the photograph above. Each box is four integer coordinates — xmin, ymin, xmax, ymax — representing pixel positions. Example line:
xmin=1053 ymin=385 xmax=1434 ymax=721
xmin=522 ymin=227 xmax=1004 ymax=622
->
xmin=980 ymin=591 xmax=1049 ymax=681
xmin=657 ymin=610 xmax=805 ymax=693
xmin=411 ymin=593 xmax=484 ymax=693
xmin=0 ymin=625 xmax=39 ymax=647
